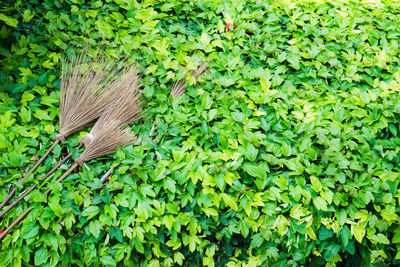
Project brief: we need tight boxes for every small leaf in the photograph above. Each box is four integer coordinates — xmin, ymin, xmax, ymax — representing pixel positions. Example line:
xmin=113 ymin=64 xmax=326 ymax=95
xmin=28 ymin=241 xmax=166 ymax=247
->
xmin=250 ymin=234 xmax=264 ymax=248
xmin=100 ymin=255 xmax=116 ymax=266
xmin=89 ymin=220 xmax=102 ymax=238
xmin=353 ymin=225 xmax=366 ymax=243
xmin=34 ymin=247 xmax=48 ymax=265
xmin=336 ymin=209 xmax=347 ymax=226
xmin=313 ymin=197 xmax=328 ymax=211
xmin=22 ymin=222 xmax=39 ymax=239
xmin=81 ymin=206 xmax=100 ymax=220
xmin=375 ymin=233 xmax=390 ymax=244
xmin=243 ymin=163 xmax=268 ymax=179
xmin=0 ymin=13 xmax=18 ymax=27
xmin=243 ymin=143 xmax=258 ymax=161
xmin=232 ymin=112 xmax=245 ymax=122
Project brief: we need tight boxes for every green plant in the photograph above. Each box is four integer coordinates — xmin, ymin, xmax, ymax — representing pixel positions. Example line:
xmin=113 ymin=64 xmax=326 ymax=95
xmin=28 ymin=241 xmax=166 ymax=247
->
xmin=1 ymin=0 xmax=400 ymax=266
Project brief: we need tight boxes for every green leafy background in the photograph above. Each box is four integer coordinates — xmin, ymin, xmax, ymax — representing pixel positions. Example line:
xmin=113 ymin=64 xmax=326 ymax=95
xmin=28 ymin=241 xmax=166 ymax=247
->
xmin=1 ymin=0 xmax=400 ymax=266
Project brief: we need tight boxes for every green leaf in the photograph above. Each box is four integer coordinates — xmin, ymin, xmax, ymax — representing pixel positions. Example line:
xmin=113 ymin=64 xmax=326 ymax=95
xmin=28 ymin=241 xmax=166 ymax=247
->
xmin=164 ymin=178 xmax=176 ymax=193
xmin=96 ymin=21 xmax=114 ymax=39
xmin=353 ymin=225 xmax=366 ymax=243
xmin=202 ymin=207 xmax=218 ymax=217
xmin=100 ymin=255 xmax=116 ymax=266
xmin=152 ymin=38 xmax=171 ymax=56
xmin=310 ymin=176 xmax=322 ymax=192
xmin=20 ymin=107 xmax=31 ymax=122
xmin=21 ymin=92 xmax=35 ymax=103
xmin=0 ymin=13 xmax=18 ymax=27
xmin=340 ymin=226 xmax=351 ymax=247
xmin=200 ymin=32 xmax=211 ymax=46
xmin=336 ymin=209 xmax=347 ymax=226
xmin=34 ymin=248 xmax=47 ymax=265
xmin=375 ymin=233 xmax=390 ymax=244
xmin=174 ymin=252 xmax=185 ymax=265
xmin=22 ymin=222 xmax=39 ymax=239
xmin=140 ymin=184 xmax=156 ymax=197
xmin=313 ymin=197 xmax=328 ymax=211
xmin=40 ymin=95 xmax=58 ymax=106
xmin=81 ymin=206 xmax=100 ymax=220
xmin=319 ymin=226 xmax=334 ymax=240
xmin=38 ymin=72 xmax=49 ymax=85
xmin=243 ymin=163 xmax=267 ymax=179
xmin=324 ymin=244 xmax=341 ymax=261
xmin=34 ymin=109 xmax=51 ymax=120
xmin=135 ymin=8 xmax=157 ymax=21
xmin=250 ymin=234 xmax=264 ymax=248
xmin=393 ymin=233 xmax=400 ymax=243
xmin=221 ymin=193 xmax=238 ymax=211
xmin=22 ymin=10 xmax=34 ymax=23
xmin=89 ymin=220 xmax=102 ymax=238
xmin=287 ymin=52 xmax=300 ymax=70
xmin=243 ymin=143 xmax=258 ymax=161
xmin=232 ymin=112 xmax=245 ymax=122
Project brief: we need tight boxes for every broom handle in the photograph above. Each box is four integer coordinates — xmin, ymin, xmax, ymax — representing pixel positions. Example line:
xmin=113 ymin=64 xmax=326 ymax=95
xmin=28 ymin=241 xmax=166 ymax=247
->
xmin=0 ymin=144 xmax=83 ymax=219
xmin=44 ymin=163 xmax=79 ymax=196
xmin=22 ymin=139 xmax=61 ymax=183
xmin=0 ymin=140 xmax=60 ymax=210
xmin=0 ymin=163 xmax=79 ymax=241
xmin=0 ymin=207 xmax=32 ymax=240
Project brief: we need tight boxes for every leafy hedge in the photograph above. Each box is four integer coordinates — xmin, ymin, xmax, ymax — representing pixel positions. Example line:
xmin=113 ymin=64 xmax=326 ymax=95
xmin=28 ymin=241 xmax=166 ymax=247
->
xmin=1 ymin=0 xmax=400 ymax=266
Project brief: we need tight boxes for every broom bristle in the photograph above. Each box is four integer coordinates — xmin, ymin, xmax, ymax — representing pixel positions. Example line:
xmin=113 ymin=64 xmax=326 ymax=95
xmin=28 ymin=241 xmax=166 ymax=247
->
xmin=75 ymin=120 xmax=136 ymax=165
xmin=57 ymin=51 xmax=124 ymax=141
xmin=79 ymin=66 xmax=142 ymax=146
xmin=171 ymin=62 xmax=209 ymax=98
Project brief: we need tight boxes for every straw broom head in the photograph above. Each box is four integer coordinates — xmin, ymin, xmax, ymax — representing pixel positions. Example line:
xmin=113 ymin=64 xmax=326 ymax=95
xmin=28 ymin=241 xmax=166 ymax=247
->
xmin=56 ymin=52 xmax=124 ymax=142
xmin=171 ymin=62 xmax=209 ymax=99
xmin=75 ymin=119 xmax=137 ymax=166
xmin=79 ymin=66 xmax=142 ymax=147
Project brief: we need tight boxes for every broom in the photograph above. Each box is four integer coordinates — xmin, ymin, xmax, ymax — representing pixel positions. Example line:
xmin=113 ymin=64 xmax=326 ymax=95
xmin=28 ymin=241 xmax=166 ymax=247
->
xmin=0 ymin=119 xmax=137 ymax=240
xmin=0 ymin=66 xmax=141 ymax=218
xmin=0 ymin=51 xmax=122 ymax=210
xmin=171 ymin=62 xmax=208 ymax=98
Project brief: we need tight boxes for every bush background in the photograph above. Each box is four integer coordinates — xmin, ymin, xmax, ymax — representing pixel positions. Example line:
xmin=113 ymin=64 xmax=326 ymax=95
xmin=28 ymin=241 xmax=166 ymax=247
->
xmin=1 ymin=0 xmax=400 ymax=266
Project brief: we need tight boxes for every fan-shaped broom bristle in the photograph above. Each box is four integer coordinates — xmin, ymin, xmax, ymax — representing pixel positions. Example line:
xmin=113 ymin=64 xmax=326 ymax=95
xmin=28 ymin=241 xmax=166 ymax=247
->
xmin=75 ymin=120 xmax=137 ymax=165
xmin=79 ymin=66 xmax=142 ymax=147
xmin=56 ymin=51 xmax=124 ymax=141
xmin=171 ymin=62 xmax=209 ymax=99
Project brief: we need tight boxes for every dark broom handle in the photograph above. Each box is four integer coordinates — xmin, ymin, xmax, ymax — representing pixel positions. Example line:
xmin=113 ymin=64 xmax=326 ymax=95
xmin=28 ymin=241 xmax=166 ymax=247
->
xmin=21 ymin=139 xmax=61 ymax=183
xmin=0 ymin=144 xmax=83 ymax=219
xmin=0 ymin=163 xmax=79 ymax=241
xmin=44 ymin=163 xmax=79 ymax=195
xmin=0 ymin=140 xmax=60 ymax=210
xmin=0 ymin=208 xmax=32 ymax=240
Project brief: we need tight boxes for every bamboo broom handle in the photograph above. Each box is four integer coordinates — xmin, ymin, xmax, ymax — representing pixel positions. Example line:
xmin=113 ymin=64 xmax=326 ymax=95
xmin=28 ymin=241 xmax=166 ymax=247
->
xmin=0 ymin=145 xmax=82 ymax=219
xmin=0 ymin=207 xmax=32 ymax=240
xmin=0 ymin=139 xmax=60 ymax=210
xmin=22 ymin=139 xmax=61 ymax=182
xmin=0 ymin=163 xmax=79 ymax=241
xmin=44 ymin=163 xmax=79 ymax=196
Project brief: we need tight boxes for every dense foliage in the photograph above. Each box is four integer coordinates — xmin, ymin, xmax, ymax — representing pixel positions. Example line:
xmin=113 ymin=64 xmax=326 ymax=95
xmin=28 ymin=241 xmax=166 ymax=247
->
xmin=1 ymin=0 xmax=400 ymax=265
